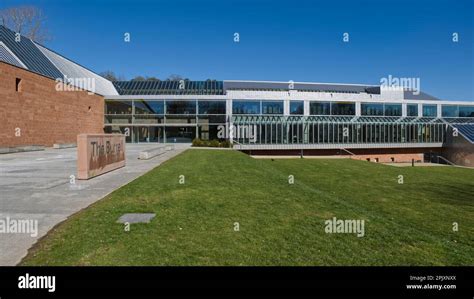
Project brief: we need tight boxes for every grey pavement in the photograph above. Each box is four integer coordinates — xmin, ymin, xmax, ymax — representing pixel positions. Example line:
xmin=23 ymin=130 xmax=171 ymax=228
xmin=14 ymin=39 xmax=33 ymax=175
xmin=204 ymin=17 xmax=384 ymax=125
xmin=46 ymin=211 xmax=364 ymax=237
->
xmin=0 ymin=143 xmax=189 ymax=265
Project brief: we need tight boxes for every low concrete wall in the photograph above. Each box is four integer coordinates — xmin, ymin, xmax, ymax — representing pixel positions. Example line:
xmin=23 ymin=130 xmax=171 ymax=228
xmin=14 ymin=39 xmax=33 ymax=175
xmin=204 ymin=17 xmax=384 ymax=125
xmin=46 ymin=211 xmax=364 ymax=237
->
xmin=53 ymin=143 xmax=77 ymax=149
xmin=0 ymin=145 xmax=45 ymax=154
xmin=77 ymin=134 xmax=126 ymax=180
xmin=138 ymin=145 xmax=175 ymax=160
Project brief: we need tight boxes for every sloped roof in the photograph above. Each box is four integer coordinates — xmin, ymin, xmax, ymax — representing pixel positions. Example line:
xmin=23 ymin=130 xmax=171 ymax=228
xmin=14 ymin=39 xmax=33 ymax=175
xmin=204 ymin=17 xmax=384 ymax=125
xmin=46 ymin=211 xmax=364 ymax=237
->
xmin=223 ymin=80 xmax=380 ymax=94
xmin=36 ymin=43 xmax=118 ymax=96
xmin=0 ymin=25 xmax=117 ymax=96
xmin=113 ymin=80 xmax=224 ymax=95
xmin=403 ymin=90 xmax=440 ymax=101
xmin=0 ymin=25 xmax=63 ymax=79
xmin=0 ymin=41 xmax=26 ymax=69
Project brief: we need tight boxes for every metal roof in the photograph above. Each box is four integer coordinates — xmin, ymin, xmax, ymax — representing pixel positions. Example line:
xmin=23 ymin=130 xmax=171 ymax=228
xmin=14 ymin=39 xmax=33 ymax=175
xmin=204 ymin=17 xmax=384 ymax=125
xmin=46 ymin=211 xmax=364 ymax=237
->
xmin=36 ymin=43 xmax=118 ymax=96
xmin=0 ymin=25 xmax=63 ymax=79
xmin=224 ymin=80 xmax=379 ymax=94
xmin=450 ymin=124 xmax=474 ymax=143
xmin=0 ymin=41 xmax=26 ymax=69
xmin=403 ymin=90 xmax=440 ymax=101
xmin=442 ymin=118 xmax=474 ymax=124
xmin=0 ymin=25 xmax=117 ymax=96
xmin=232 ymin=115 xmax=460 ymax=125
xmin=113 ymin=80 xmax=225 ymax=95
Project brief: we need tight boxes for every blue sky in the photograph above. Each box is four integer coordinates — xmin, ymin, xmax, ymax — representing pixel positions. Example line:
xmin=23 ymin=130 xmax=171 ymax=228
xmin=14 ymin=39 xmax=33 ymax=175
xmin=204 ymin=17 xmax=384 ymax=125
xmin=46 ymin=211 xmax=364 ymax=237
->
xmin=1 ymin=0 xmax=473 ymax=101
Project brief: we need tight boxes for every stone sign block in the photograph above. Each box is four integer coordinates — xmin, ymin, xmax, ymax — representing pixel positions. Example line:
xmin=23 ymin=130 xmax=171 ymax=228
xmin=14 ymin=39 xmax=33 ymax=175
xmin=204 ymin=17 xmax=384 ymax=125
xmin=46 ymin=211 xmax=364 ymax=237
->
xmin=77 ymin=134 xmax=125 ymax=180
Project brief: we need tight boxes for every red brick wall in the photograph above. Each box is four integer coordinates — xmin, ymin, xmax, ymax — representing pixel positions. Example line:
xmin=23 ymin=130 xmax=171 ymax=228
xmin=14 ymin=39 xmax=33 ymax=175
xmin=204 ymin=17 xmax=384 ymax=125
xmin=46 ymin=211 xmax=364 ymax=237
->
xmin=0 ymin=62 xmax=104 ymax=147
xmin=242 ymin=148 xmax=439 ymax=163
xmin=350 ymin=153 xmax=424 ymax=163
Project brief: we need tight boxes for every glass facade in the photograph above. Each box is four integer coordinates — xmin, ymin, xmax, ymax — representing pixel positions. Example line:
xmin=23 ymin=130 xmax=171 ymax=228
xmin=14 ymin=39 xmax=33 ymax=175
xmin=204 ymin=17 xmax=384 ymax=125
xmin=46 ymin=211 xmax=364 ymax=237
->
xmin=310 ymin=102 xmax=330 ymax=115
xmin=442 ymin=105 xmax=458 ymax=117
xmin=290 ymin=101 xmax=304 ymax=115
xmin=331 ymin=103 xmax=355 ymax=115
xmin=198 ymin=101 xmax=226 ymax=114
xmin=232 ymin=116 xmax=445 ymax=145
xmin=407 ymin=104 xmax=418 ymax=116
xmin=309 ymin=102 xmax=354 ymax=116
xmin=459 ymin=106 xmax=474 ymax=117
xmin=104 ymin=98 xmax=471 ymax=145
xmin=104 ymin=100 xmax=133 ymax=114
xmin=361 ymin=103 xmax=384 ymax=116
xmin=232 ymin=101 xmax=260 ymax=114
xmin=105 ymin=99 xmax=227 ymax=142
xmin=262 ymin=101 xmax=284 ymax=114
xmin=384 ymin=104 xmax=402 ymax=116
xmin=166 ymin=100 xmax=196 ymax=114
xmin=423 ymin=104 xmax=437 ymax=117
xmin=134 ymin=100 xmax=164 ymax=114
xmin=442 ymin=105 xmax=474 ymax=117
xmin=362 ymin=103 xmax=402 ymax=116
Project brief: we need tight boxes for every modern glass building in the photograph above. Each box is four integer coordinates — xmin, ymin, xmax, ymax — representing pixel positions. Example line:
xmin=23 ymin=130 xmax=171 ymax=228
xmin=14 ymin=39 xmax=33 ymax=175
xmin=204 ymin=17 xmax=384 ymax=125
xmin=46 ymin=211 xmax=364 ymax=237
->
xmin=1 ymin=24 xmax=473 ymax=165
xmin=104 ymin=80 xmax=474 ymax=151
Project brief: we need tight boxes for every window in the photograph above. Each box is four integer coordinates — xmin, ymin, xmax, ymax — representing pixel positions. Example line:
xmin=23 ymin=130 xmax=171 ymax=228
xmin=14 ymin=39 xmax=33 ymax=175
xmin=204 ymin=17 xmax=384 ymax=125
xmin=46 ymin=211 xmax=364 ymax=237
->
xmin=290 ymin=101 xmax=304 ymax=115
xmin=422 ymin=104 xmax=437 ymax=117
xmin=262 ymin=101 xmax=283 ymax=114
xmin=232 ymin=101 xmax=260 ymax=114
xmin=310 ymin=102 xmax=330 ymax=115
xmin=198 ymin=101 xmax=226 ymax=114
xmin=105 ymin=100 xmax=133 ymax=114
xmin=384 ymin=104 xmax=402 ymax=116
xmin=442 ymin=105 xmax=458 ymax=117
xmin=15 ymin=78 xmax=22 ymax=92
xmin=361 ymin=103 xmax=384 ymax=116
xmin=331 ymin=103 xmax=355 ymax=115
xmin=166 ymin=100 xmax=196 ymax=114
xmin=407 ymin=104 xmax=418 ymax=117
xmin=459 ymin=106 xmax=474 ymax=117
xmin=134 ymin=100 xmax=164 ymax=114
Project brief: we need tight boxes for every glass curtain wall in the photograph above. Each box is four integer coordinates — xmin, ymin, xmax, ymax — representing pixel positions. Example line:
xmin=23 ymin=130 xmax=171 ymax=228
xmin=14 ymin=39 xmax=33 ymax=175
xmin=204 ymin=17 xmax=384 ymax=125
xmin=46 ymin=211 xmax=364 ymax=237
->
xmin=104 ymin=99 xmax=227 ymax=143
xmin=361 ymin=103 xmax=402 ymax=116
xmin=232 ymin=116 xmax=445 ymax=145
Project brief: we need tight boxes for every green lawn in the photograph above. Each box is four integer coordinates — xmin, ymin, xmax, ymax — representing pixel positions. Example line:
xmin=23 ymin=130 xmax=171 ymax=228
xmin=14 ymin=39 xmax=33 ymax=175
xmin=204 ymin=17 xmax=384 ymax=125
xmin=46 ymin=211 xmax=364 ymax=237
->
xmin=22 ymin=149 xmax=474 ymax=266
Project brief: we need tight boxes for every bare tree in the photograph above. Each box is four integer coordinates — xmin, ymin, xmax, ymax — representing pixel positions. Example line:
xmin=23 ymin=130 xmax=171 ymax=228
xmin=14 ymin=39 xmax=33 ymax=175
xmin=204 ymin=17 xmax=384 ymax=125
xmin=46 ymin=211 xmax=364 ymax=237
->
xmin=0 ymin=6 xmax=49 ymax=43
xmin=131 ymin=76 xmax=146 ymax=81
xmin=100 ymin=71 xmax=118 ymax=81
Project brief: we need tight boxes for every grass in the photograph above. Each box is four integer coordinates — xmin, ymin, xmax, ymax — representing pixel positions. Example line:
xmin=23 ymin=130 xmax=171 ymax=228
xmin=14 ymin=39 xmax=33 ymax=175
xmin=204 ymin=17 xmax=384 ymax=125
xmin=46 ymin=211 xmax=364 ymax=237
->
xmin=21 ymin=149 xmax=474 ymax=266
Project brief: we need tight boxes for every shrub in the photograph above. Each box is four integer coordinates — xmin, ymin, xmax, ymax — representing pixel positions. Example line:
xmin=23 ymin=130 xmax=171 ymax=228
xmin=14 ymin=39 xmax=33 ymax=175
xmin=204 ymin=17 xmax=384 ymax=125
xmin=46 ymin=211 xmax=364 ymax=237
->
xmin=220 ymin=140 xmax=232 ymax=148
xmin=192 ymin=138 xmax=233 ymax=148
xmin=209 ymin=140 xmax=220 ymax=147
xmin=192 ymin=138 xmax=203 ymax=147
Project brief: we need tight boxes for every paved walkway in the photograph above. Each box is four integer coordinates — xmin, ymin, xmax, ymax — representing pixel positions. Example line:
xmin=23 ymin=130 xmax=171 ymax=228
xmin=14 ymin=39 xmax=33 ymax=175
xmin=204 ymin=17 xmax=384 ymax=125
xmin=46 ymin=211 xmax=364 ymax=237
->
xmin=0 ymin=144 xmax=189 ymax=265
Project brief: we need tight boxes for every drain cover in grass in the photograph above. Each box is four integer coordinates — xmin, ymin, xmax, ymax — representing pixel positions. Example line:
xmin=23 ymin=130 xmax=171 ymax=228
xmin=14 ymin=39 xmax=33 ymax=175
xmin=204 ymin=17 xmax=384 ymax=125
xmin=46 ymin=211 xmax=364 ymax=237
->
xmin=117 ymin=213 xmax=156 ymax=224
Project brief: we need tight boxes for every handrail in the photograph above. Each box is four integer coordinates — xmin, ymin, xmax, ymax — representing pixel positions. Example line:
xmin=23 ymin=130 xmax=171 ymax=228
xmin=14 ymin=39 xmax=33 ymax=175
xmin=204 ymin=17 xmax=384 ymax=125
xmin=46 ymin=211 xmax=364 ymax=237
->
xmin=437 ymin=155 xmax=456 ymax=166
xmin=340 ymin=148 xmax=356 ymax=156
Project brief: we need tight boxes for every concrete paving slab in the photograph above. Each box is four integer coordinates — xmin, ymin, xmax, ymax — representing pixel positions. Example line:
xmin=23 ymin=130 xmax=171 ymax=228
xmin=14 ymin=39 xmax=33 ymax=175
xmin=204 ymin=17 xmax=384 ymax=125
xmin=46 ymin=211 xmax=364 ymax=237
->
xmin=117 ymin=213 xmax=156 ymax=224
xmin=0 ymin=143 xmax=189 ymax=265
